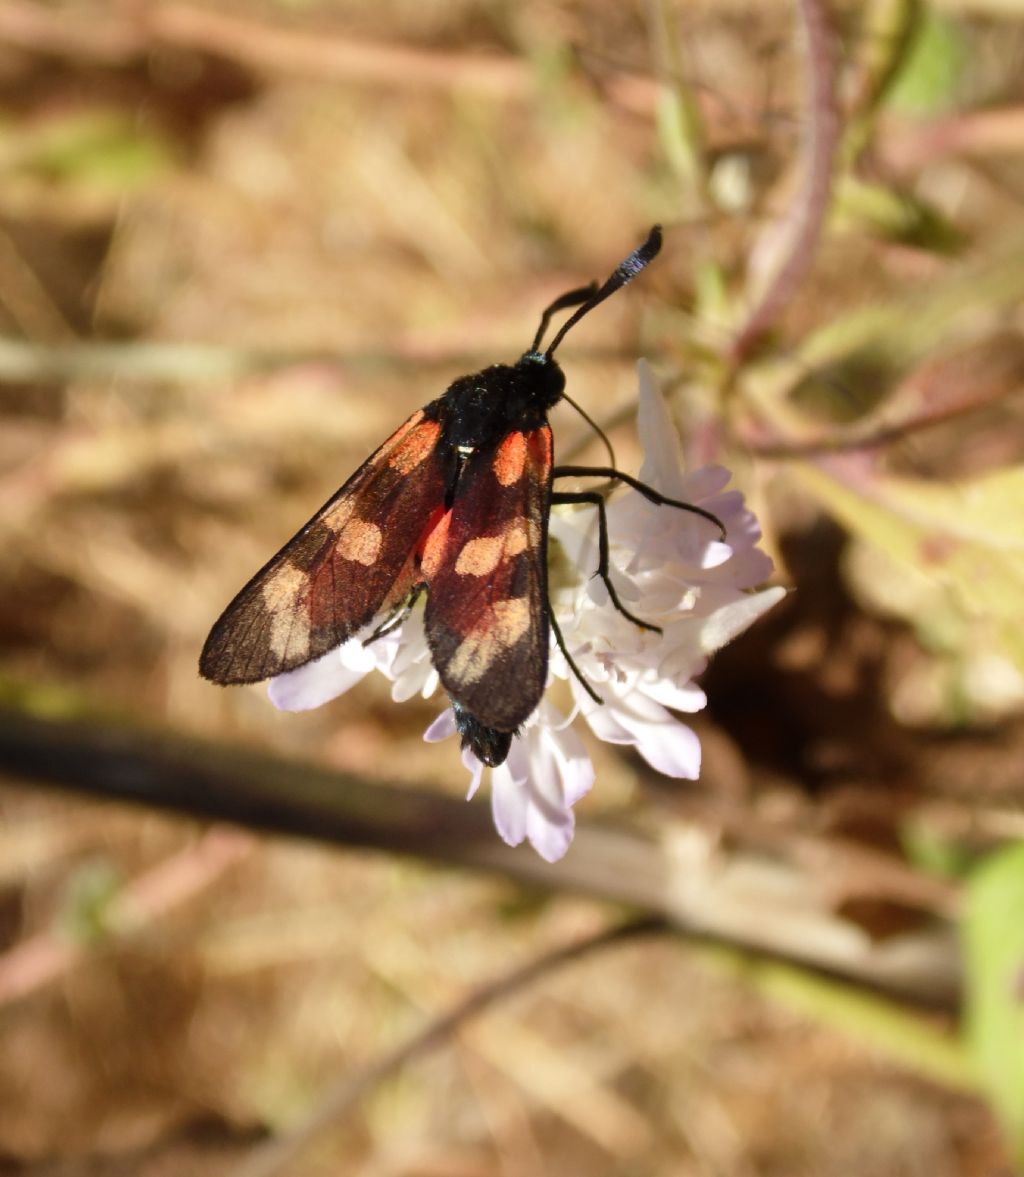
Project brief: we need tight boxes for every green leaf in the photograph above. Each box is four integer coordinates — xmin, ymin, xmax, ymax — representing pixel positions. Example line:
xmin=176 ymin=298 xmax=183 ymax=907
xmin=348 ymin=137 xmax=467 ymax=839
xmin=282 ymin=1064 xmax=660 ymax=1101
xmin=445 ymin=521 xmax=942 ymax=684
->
xmin=902 ymin=820 xmax=974 ymax=880
xmin=795 ymin=234 xmax=1024 ymax=375
xmin=59 ymin=858 xmax=123 ymax=943
xmin=835 ymin=175 xmax=965 ymax=254
xmin=2 ymin=109 xmax=171 ymax=192
xmin=964 ymin=844 xmax=1024 ymax=1164
xmin=792 ymin=463 xmax=1024 ymax=677
xmin=887 ymin=9 xmax=967 ymax=114
xmin=702 ymin=944 xmax=975 ymax=1091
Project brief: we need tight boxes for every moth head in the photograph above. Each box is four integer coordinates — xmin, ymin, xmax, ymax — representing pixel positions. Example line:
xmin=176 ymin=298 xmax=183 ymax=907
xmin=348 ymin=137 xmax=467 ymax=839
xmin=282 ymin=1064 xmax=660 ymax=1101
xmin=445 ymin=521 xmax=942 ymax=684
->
xmin=515 ymin=349 xmax=566 ymax=405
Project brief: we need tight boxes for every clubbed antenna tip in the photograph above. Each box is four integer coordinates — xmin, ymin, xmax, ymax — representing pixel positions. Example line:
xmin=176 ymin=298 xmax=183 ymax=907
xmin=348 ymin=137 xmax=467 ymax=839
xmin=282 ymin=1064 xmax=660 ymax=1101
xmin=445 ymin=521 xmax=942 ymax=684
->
xmin=544 ymin=225 xmax=663 ymax=358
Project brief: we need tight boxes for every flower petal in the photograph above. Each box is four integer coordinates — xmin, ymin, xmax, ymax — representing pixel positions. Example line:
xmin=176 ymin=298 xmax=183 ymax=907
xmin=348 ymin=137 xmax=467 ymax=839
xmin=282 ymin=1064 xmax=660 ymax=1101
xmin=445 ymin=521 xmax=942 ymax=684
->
xmin=641 ymin=675 xmax=707 ymax=713
xmin=520 ymin=730 xmax=584 ymax=862
xmin=544 ymin=722 xmax=595 ymax=806
xmin=628 ymin=714 xmax=702 ymax=778
xmin=462 ymin=746 xmax=485 ymax=800
xmin=700 ymin=585 xmax=787 ymax=654
xmin=423 ymin=709 xmax=456 ymax=743
xmin=683 ymin=465 xmax=732 ymax=500
xmin=578 ymin=698 xmax=635 ymax=745
xmin=526 ymin=793 xmax=575 ymax=861
xmin=636 ymin=360 xmax=686 ymax=496
xmin=490 ymin=763 xmax=528 ymax=848
xmin=268 ymin=643 xmax=370 ymax=711
xmin=701 ymin=540 xmax=734 ymax=570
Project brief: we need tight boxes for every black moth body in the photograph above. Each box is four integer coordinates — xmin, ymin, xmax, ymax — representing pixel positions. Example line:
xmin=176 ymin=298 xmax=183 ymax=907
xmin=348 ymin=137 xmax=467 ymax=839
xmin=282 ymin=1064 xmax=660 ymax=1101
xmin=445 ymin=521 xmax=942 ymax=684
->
xmin=201 ymin=226 xmax=724 ymax=767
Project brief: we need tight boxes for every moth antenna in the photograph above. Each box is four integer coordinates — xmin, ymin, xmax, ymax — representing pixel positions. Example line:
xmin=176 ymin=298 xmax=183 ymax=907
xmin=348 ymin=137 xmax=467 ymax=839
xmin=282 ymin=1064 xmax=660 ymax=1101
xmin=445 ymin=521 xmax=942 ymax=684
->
xmin=544 ymin=225 xmax=663 ymax=359
xmin=529 ymin=282 xmax=599 ymax=354
xmin=561 ymin=391 xmax=617 ymax=468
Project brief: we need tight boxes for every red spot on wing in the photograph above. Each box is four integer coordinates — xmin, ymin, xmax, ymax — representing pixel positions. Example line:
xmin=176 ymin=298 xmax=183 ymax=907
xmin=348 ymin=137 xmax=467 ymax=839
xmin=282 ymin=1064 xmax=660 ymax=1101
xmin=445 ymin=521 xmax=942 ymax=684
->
xmin=492 ymin=431 xmax=528 ymax=486
xmin=527 ymin=427 xmax=552 ymax=467
xmin=388 ymin=417 xmax=442 ymax=472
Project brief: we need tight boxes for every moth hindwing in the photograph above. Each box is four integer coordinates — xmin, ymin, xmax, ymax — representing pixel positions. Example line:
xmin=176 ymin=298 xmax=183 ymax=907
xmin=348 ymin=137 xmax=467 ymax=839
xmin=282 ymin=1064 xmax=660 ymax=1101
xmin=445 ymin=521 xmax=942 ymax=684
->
xmin=201 ymin=226 xmax=666 ymax=768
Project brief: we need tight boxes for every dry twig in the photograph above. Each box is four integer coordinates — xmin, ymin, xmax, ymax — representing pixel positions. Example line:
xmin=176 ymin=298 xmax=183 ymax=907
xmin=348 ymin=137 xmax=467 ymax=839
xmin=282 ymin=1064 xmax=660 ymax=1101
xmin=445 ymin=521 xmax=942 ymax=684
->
xmin=0 ymin=706 xmax=962 ymax=1010
xmin=229 ymin=917 xmax=666 ymax=1177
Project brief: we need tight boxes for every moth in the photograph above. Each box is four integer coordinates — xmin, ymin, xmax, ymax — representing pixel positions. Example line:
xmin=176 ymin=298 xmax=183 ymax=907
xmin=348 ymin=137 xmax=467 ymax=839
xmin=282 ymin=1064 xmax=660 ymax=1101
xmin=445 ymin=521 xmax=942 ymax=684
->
xmin=200 ymin=226 xmax=724 ymax=766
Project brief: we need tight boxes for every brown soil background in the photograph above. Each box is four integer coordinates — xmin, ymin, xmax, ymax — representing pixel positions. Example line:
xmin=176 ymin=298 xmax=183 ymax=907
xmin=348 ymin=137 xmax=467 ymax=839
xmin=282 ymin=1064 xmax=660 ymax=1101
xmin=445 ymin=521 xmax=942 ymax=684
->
xmin=1 ymin=2 xmax=1023 ymax=1174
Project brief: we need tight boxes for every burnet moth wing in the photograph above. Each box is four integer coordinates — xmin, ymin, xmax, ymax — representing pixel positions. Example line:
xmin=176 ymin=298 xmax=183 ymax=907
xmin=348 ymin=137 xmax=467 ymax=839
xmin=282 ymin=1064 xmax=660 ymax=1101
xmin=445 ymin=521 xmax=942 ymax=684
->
xmin=200 ymin=226 xmax=723 ymax=766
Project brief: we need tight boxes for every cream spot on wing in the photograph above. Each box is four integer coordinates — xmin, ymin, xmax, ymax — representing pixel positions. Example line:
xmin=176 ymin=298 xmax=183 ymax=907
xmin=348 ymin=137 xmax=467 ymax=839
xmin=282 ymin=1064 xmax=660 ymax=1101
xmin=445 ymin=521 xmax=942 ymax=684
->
xmin=491 ymin=596 xmax=532 ymax=640
xmin=446 ymin=597 xmax=532 ymax=687
xmin=261 ymin=562 xmax=307 ymax=610
xmin=321 ymin=497 xmax=355 ymax=534
xmin=337 ymin=519 xmax=383 ymax=565
xmin=261 ymin=563 xmax=311 ymax=661
xmin=454 ymin=519 xmax=530 ymax=577
xmin=455 ymin=536 xmax=502 ymax=577
xmin=505 ymin=519 xmax=530 ymax=558
xmin=493 ymin=432 xmax=527 ymax=486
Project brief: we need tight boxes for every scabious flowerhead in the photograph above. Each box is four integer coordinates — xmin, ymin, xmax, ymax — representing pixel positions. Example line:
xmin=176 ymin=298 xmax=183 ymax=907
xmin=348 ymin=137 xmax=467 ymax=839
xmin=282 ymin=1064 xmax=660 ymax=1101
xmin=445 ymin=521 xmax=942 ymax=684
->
xmin=269 ymin=362 xmax=784 ymax=862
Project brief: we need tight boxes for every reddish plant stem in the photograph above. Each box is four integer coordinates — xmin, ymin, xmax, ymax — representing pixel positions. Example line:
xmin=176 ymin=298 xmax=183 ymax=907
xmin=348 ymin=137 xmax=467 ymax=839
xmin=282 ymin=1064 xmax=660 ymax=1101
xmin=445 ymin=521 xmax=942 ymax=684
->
xmin=730 ymin=0 xmax=840 ymax=365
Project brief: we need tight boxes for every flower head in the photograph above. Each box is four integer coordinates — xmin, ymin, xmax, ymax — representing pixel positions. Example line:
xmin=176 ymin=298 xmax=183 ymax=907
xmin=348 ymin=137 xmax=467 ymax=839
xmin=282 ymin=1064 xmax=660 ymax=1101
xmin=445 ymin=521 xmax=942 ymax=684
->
xmin=270 ymin=362 xmax=784 ymax=862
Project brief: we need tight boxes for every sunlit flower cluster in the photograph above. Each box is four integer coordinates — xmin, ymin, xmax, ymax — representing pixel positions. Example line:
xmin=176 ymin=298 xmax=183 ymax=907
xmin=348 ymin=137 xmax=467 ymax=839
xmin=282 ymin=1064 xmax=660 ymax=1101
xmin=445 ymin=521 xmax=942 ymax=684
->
xmin=270 ymin=362 xmax=784 ymax=861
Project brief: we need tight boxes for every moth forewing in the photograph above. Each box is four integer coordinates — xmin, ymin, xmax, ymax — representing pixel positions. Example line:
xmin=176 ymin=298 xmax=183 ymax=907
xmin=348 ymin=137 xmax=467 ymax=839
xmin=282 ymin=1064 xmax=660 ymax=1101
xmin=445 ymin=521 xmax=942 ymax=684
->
xmin=424 ymin=427 xmax=552 ymax=735
xmin=199 ymin=409 xmax=447 ymax=685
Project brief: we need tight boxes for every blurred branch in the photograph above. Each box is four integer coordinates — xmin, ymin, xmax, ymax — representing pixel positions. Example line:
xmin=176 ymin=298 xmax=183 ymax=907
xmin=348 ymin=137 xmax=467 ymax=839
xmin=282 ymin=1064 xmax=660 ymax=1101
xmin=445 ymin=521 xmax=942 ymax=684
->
xmin=793 ymin=233 xmax=1024 ymax=371
xmin=0 ymin=336 xmax=644 ymax=386
xmin=881 ymin=105 xmax=1024 ymax=170
xmin=730 ymin=0 xmax=840 ymax=364
xmin=230 ymin=916 xmax=666 ymax=1177
xmin=745 ymin=397 xmax=1007 ymax=458
xmin=0 ymin=224 xmax=78 ymax=343
xmin=0 ymin=1 xmax=660 ymax=115
xmin=25 ymin=0 xmax=991 ymax=186
xmin=0 ymin=826 xmax=253 ymax=1006
xmin=0 ymin=337 xmax=293 ymax=385
xmin=0 ymin=0 xmax=140 ymax=61
xmin=743 ymin=354 xmax=1019 ymax=457
xmin=148 ymin=3 xmax=528 ymax=99
xmin=0 ymin=0 xmax=522 ymax=95
xmin=0 ymin=706 xmax=961 ymax=1010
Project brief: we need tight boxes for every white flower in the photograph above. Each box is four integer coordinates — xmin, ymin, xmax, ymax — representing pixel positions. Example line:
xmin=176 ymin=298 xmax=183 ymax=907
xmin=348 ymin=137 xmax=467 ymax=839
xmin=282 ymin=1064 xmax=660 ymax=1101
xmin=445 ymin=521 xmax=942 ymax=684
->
xmin=269 ymin=362 xmax=784 ymax=862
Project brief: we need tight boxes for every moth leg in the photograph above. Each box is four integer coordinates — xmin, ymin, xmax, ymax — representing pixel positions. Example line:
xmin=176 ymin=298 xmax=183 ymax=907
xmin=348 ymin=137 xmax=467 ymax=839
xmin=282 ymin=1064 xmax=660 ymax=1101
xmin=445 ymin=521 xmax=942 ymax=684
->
xmin=552 ymin=464 xmax=727 ymax=539
xmin=560 ymin=392 xmax=617 ymax=469
xmin=363 ymin=584 xmax=425 ymax=646
xmin=550 ymin=490 xmax=662 ymax=634
xmin=548 ymin=606 xmax=603 ymax=706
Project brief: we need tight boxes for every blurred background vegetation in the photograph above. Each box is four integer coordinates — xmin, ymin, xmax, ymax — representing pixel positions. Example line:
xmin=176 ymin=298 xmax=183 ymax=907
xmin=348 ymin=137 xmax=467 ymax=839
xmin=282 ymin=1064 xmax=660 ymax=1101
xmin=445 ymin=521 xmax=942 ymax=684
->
xmin=2 ymin=0 xmax=1024 ymax=1173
